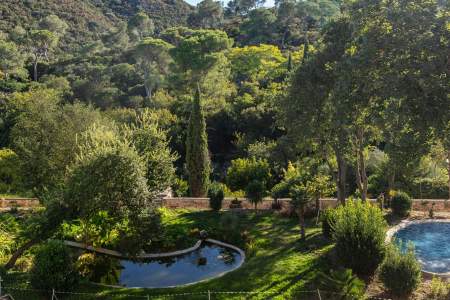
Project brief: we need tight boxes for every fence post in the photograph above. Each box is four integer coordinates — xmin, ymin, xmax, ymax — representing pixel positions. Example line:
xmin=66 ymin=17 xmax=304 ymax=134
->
xmin=147 ymin=295 xmax=150 ymax=300
xmin=208 ymin=290 xmax=211 ymax=300
xmin=317 ymin=289 xmax=322 ymax=300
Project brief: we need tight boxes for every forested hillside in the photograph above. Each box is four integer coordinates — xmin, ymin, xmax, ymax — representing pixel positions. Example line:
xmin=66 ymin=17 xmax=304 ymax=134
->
xmin=0 ymin=0 xmax=448 ymax=203
xmin=0 ymin=0 xmax=192 ymax=52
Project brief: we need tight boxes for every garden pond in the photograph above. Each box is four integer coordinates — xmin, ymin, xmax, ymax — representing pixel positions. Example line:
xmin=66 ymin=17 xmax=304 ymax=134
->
xmin=80 ymin=243 xmax=243 ymax=288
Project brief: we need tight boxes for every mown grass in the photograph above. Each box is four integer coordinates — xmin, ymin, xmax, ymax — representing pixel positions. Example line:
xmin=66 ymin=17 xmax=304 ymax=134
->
xmin=3 ymin=209 xmax=334 ymax=300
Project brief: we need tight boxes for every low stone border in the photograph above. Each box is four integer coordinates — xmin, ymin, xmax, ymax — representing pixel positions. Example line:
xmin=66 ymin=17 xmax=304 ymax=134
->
xmin=386 ymin=219 xmax=450 ymax=278
xmin=64 ymin=240 xmax=203 ymax=259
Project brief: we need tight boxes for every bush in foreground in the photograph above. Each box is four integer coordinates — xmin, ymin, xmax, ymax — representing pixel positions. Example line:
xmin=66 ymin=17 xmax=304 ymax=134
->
xmin=334 ymin=200 xmax=387 ymax=275
xmin=391 ymin=191 xmax=412 ymax=217
xmin=379 ymin=242 xmax=421 ymax=297
xmin=208 ymin=182 xmax=224 ymax=211
xmin=30 ymin=240 xmax=79 ymax=290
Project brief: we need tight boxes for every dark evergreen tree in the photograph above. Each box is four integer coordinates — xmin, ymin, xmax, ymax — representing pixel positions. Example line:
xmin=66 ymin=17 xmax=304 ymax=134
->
xmin=186 ymin=85 xmax=210 ymax=197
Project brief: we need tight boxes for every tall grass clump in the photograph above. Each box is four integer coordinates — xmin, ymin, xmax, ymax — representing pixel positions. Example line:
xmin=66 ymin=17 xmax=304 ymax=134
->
xmin=334 ymin=200 xmax=387 ymax=275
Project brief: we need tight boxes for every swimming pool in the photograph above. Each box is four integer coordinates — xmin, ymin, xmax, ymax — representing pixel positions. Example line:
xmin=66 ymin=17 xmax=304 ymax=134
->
xmin=393 ymin=221 xmax=450 ymax=275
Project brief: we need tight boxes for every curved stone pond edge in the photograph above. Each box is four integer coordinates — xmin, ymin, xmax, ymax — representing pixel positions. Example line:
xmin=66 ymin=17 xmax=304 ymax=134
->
xmin=385 ymin=219 xmax=450 ymax=278
xmin=64 ymin=238 xmax=246 ymax=288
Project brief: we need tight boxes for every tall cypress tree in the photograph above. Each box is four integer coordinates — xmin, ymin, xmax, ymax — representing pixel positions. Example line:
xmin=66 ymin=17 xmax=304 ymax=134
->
xmin=186 ymin=84 xmax=210 ymax=197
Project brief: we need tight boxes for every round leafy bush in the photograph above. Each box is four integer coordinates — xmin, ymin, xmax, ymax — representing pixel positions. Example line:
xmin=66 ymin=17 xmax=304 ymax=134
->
xmin=30 ymin=240 xmax=79 ymax=290
xmin=208 ymin=182 xmax=225 ymax=211
xmin=334 ymin=200 xmax=387 ymax=275
xmin=379 ymin=242 xmax=421 ymax=296
xmin=391 ymin=191 xmax=412 ymax=217
xmin=321 ymin=208 xmax=337 ymax=239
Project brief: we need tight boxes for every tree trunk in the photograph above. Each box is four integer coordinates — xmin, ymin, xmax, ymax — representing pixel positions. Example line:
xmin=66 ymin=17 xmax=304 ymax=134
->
xmin=144 ymin=83 xmax=152 ymax=99
xmin=355 ymin=127 xmax=368 ymax=201
xmin=336 ymin=152 xmax=347 ymax=205
xmin=298 ymin=206 xmax=305 ymax=241
xmin=387 ymin=171 xmax=396 ymax=206
xmin=4 ymin=239 xmax=39 ymax=270
xmin=33 ymin=60 xmax=38 ymax=82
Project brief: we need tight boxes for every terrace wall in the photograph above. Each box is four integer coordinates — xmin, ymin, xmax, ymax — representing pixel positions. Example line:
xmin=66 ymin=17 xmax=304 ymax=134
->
xmin=1 ymin=197 xmax=449 ymax=211
xmin=0 ymin=198 xmax=40 ymax=209
xmin=162 ymin=197 xmax=450 ymax=211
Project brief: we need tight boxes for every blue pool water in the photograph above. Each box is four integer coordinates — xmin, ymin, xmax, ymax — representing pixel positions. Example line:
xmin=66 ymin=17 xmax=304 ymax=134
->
xmin=394 ymin=222 xmax=450 ymax=274
xmin=93 ymin=243 xmax=243 ymax=288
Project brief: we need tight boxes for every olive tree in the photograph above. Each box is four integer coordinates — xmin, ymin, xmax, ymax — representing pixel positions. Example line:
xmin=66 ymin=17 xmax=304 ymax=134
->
xmin=65 ymin=126 xmax=162 ymax=255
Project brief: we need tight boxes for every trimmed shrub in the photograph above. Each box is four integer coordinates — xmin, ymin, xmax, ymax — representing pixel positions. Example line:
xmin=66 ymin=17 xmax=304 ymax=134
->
xmin=208 ymin=182 xmax=224 ymax=211
xmin=379 ymin=242 xmax=421 ymax=297
xmin=334 ymin=200 xmax=387 ymax=275
xmin=245 ymin=180 xmax=266 ymax=210
xmin=30 ymin=240 xmax=79 ymax=290
xmin=391 ymin=191 xmax=412 ymax=217
xmin=321 ymin=208 xmax=337 ymax=239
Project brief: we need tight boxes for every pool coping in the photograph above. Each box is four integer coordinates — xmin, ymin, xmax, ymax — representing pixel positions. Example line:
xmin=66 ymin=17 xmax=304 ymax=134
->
xmin=64 ymin=238 xmax=246 ymax=289
xmin=385 ymin=218 xmax=450 ymax=278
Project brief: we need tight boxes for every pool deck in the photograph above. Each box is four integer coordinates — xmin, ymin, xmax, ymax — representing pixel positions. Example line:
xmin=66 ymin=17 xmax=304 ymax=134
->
xmin=386 ymin=218 xmax=450 ymax=278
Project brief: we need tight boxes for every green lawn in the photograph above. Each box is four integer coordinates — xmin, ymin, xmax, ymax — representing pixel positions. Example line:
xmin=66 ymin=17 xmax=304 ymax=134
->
xmin=3 ymin=209 xmax=335 ymax=300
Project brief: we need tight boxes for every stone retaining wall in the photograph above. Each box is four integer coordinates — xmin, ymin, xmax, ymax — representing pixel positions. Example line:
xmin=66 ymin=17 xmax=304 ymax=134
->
xmin=1 ymin=197 xmax=449 ymax=211
xmin=0 ymin=198 xmax=39 ymax=208
xmin=162 ymin=197 xmax=450 ymax=211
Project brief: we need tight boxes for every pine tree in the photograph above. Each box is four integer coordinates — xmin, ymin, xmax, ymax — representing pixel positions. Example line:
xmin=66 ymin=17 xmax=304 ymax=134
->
xmin=186 ymin=84 xmax=210 ymax=197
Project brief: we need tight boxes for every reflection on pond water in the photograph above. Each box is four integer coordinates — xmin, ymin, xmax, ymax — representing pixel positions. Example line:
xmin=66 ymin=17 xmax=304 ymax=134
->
xmin=80 ymin=243 xmax=243 ymax=288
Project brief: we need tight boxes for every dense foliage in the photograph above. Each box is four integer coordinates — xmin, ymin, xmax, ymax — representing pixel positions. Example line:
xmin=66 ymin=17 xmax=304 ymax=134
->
xmin=379 ymin=242 xmax=422 ymax=297
xmin=333 ymin=200 xmax=387 ymax=275
xmin=30 ymin=240 xmax=79 ymax=290
xmin=0 ymin=0 xmax=448 ymax=293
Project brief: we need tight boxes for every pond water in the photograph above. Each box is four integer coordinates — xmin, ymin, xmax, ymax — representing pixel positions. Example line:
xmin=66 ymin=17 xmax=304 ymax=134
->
xmin=90 ymin=243 xmax=243 ymax=288
xmin=394 ymin=222 xmax=450 ymax=274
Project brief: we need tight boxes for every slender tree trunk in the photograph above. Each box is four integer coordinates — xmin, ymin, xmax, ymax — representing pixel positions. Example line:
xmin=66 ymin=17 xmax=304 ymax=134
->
xmin=387 ymin=171 xmax=396 ymax=206
xmin=4 ymin=239 xmax=39 ymax=270
xmin=336 ymin=151 xmax=347 ymax=205
xmin=298 ymin=206 xmax=305 ymax=241
xmin=281 ymin=28 xmax=288 ymax=49
xmin=33 ymin=59 xmax=38 ymax=82
xmin=355 ymin=128 xmax=368 ymax=201
xmin=315 ymin=196 xmax=320 ymax=214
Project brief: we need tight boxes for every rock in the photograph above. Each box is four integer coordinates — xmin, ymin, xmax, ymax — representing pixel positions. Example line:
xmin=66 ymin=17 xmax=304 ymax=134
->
xmin=199 ymin=230 xmax=208 ymax=239
xmin=197 ymin=257 xmax=207 ymax=265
